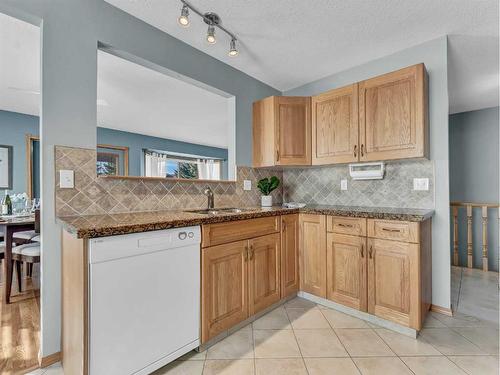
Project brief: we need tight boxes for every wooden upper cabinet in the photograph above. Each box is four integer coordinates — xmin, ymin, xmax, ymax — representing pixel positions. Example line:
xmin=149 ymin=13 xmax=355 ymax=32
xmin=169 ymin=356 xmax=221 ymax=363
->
xmin=281 ymin=214 xmax=300 ymax=298
xmin=327 ymin=233 xmax=367 ymax=311
xmin=276 ymin=96 xmax=311 ymax=165
xmin=201 ymin=240 xmax=248 ymax=342
xmin=248 ymin=233 xmax=281 ymax=315
xmin=359 ymin=63 xmax=428 ymax=161
xmin=253 ymin=96 xmax=311 ymax=167
xmin=299 ymin=214 xmax=327 ymax=298
xmin=312 ymin=84 xmax=359 ymax=164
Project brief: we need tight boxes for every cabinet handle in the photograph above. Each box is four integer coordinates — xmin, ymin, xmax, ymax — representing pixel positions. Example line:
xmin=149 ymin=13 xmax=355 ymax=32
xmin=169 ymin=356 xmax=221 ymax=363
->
xmin=382 ymin=227 xmax=401 ymax=233
xmin=276 ymin=149 xmax=280 ymax=161
xmin=361 ymin=244 xmax=364 ymax=258
xmin=353 ymin=145 xmax=357 ymax=158
xmin=338 ymin=223 xmax=354 ymax=228
xmin=249 ymin=245 xmax=254 ymax=260
xmin=361 ymin=144 xmax=364 ymax=157
xmin=244 ymin=246 xmax=249 ymax=261
xmin=369 ymin=245 xmax=373 ymax=259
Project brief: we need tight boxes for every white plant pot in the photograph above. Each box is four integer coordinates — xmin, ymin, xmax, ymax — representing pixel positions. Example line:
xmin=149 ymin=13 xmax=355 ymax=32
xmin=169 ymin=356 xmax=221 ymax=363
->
xmin=261 ymin=195 xmax=272 ymax=207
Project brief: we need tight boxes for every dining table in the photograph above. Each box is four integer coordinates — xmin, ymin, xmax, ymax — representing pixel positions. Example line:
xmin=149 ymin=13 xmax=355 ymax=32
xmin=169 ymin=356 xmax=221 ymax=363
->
xmin=0 ymin=215 xmax=35 ymax=304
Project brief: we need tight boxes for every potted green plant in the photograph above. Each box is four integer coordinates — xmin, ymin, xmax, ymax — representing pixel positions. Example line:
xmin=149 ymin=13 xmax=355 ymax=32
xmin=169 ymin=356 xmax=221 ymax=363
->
xmin=257 ymin=176 xmax=280 ymax=207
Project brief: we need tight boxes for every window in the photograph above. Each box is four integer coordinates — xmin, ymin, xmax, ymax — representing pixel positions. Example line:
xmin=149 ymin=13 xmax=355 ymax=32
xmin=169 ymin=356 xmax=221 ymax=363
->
xmin=97 ymin=152 xmax=119 ymax=176
xmin=144 ymin=150 xmax=223 ymax=180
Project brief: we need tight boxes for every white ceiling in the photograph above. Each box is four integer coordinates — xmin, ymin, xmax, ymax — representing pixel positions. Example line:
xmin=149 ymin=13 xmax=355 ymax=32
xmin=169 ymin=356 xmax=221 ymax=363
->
xmin=0 ymin=1 xmax=498 ymax=125
xmin=0 ymin=12 xmax=40 ymax=116
xmin=0 ymin=13 xmax=230 ymax=148
xmin=105 ymin=0 xmax=499 ymax=114
xmin=97 ymin=51 xmax=229 ymax=148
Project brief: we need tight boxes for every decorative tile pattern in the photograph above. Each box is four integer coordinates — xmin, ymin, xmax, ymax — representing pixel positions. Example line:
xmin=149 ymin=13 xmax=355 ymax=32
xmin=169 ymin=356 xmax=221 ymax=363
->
xmin=54 ymin=146 xmax=283 ymax=216
xmin=283 ymin=160 xmax=434 ymax=208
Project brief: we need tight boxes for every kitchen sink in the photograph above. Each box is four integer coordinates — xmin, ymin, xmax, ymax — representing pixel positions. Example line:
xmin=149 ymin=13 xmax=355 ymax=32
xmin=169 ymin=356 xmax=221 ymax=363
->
xmin=186 ymin=207 xmax=253 ymax=215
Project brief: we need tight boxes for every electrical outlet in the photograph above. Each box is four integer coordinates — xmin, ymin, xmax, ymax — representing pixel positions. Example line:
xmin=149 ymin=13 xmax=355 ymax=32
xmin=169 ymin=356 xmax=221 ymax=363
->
xmin=341 ymin=179 xmax=348 ymax=191
xmin=413 ymin=178 xmax=429 ymax=191
xmin=60 ymin=170 xmax=74 ymax=188
xmin=243 ymin=180 xmax=252 ymax=191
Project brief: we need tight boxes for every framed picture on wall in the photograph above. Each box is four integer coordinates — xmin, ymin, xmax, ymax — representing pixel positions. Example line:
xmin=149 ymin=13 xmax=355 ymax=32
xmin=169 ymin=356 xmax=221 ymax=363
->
xmin=0 ymin=145 xmax=13 ymax=189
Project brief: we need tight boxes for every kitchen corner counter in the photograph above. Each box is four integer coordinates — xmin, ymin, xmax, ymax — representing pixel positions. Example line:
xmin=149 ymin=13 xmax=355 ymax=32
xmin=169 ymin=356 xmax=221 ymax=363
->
xmin=301 ymin=205 xmax=434 ymax=222
xmin=57 ymin=207 xmax=299 ymax=239
xmin=57 ymin=205 xmax=434 ymax=239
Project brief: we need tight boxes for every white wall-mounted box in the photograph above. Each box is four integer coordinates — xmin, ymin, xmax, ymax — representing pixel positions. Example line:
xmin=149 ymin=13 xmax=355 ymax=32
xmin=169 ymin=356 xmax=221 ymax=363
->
xmin=349 ymin=162 xmax=385 ymax=180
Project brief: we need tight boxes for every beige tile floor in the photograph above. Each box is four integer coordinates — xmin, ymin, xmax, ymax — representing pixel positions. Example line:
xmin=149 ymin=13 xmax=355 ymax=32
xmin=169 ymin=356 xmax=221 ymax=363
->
xmin=29 ymin=267 xmax=499 ymax=374
xmin=154 ymin=297 xmax=498 ymax=374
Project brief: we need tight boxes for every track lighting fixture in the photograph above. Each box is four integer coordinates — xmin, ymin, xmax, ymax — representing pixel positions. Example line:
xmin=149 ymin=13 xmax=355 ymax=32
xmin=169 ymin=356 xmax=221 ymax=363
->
xmin=177 ymin=0 xmax=239 ymax=56
xmin=228 ymin=38 xmax=238 ymax=57
xmin=178 ymin=4 xmax=190 ymax=27
xmin=206 ymin=25 xmax=216 ymax=44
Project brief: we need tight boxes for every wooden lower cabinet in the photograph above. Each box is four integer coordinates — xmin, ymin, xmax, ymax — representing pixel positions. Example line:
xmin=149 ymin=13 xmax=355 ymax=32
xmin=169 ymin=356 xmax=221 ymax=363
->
xmin=201 ymin=214 xmax=431 ymax=343
xmin=367 ymin=237 xmax=420 ymax=329
xmin=327 ymin=233 xmax=367 ymax=311
xmin=201 ymin=224 xmax=284 ymax=343
xmin=281 ymin=214 xmax=300 ymax=298
xmin=299 ymin=214 xmax=327 ymax=298
xmin=201 ymin=240 xmax=249 ymax=342
xmin=249 ymin=233 xmax=281 ymax=316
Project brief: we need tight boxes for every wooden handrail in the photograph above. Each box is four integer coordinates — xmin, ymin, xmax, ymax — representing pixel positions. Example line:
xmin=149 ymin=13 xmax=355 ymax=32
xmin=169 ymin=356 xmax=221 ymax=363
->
xmin=450 ymin=201 xmax=499 ymax=208
xmin=451 ymin=201 xmax=499 ymax=271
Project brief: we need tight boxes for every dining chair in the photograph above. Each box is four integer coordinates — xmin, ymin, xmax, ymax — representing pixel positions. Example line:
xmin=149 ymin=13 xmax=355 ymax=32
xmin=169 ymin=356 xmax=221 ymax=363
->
xmin=12 ymin=242 xmax=40 ymax=292
xmin=12 ymin=209 xmax=40 ymax=243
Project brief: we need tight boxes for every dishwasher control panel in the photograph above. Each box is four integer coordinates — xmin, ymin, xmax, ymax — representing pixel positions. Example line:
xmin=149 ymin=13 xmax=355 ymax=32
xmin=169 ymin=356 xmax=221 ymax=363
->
xmin=89 ymin=226 xmax=201 ymax=264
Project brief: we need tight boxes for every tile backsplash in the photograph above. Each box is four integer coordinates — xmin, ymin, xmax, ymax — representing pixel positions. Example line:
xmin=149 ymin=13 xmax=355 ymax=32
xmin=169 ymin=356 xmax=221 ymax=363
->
xmin=55 ymin=146 xmax=283 ymax=216
xmin=283 ymin=160 xmax=434 ymax=209
xmin=55 ymin=146 xmax=434 ymax=216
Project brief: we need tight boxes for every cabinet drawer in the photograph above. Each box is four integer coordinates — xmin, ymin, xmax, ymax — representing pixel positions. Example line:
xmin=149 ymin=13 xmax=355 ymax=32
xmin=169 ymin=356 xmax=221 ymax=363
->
xmin=202 ymin=216 xmax=280 ymax=247
xmin=367 ymin=219 xmax=419 ymax=243
xmin=327 ymin=216 xmax=366 ymax=236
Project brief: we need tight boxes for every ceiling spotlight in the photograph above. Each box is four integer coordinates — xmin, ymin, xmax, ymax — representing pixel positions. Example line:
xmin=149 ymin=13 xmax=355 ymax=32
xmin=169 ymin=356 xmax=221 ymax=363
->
xmin=228 ymin=39 xmax=238 ymax=57
xmin=178 ymin=4 xmax=190 ymax=27
xmin=176 ymin=2 xmax=239 ymax=56
xmin=206 ymin=25 xmax=216 ymax=44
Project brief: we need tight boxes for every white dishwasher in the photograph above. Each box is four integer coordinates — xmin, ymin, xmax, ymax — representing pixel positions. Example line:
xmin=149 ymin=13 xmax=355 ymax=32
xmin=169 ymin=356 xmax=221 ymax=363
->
xmin=88 ymin=226 xmax=201 ymax=375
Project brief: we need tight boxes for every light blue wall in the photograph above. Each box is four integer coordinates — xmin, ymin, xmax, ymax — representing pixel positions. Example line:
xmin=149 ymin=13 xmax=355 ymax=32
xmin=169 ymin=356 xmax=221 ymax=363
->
xmin=0 ymin=109 xmax=39 ymax=194
xmin=97 ymin=127 xmax=228 ymax=178
xmin=0 ymin=110 xmax=228 ymax=195
xmin=449 ymin=107 xmax=499 ymax=271
xmin=286 ymin=37 xmax=451 ymax=310
xmin=0 ymin=0 xmax=280 ymax=357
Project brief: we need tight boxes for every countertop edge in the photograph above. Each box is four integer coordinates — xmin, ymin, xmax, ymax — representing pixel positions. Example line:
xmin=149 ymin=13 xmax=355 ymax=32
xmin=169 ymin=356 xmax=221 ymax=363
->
xmin=57 ymin=207 xmax=434 ymax=239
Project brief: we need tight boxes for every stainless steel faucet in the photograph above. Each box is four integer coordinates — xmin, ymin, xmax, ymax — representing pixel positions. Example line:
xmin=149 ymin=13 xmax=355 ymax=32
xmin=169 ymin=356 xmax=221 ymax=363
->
xmin=204 ymin=187 xmax=214 ymax=209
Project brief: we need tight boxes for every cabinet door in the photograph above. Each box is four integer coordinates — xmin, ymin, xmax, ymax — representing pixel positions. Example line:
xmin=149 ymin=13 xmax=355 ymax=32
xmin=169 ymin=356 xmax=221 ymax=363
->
xmin=367 ymin=238 xmax=420 ymax=329
xmin=248 ymin=233 xmax=281 ymax=315
xmin=275 ymin=96 xmax=311 ymax=165
xmin=281 ymin=214 xmax=300 ymax=298
xmin=359 ymin=64 xmax=428 ymax=161
xmin=201 ymin=240 xmax=248 ymax=342
xmin=327 ymin=233 xmax=367 ymax=311
xmin=299 ymin=214 xmax=327 ymax=297
xmin=253 ymin=96 xmax=276 ymax=168
xmin=312 ymin=84 xmax=359 ymax=164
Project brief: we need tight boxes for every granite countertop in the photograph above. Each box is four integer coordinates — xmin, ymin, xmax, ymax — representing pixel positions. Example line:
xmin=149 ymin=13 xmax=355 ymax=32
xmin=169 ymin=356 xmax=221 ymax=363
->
xmin=58 ymin=205 xmax=434 ymax=239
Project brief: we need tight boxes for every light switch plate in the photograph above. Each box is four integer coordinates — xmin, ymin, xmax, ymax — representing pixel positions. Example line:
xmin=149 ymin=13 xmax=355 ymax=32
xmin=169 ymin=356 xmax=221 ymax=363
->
xmin=243 ymin=180 xmax=252 ymax=191
xmin=340 ymin=179 xmax=348 ymax=191
xmin=413 ymin=178 xmax=429 ymax=191
xmin=60 ymin=170 xmax=74 ymax=189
